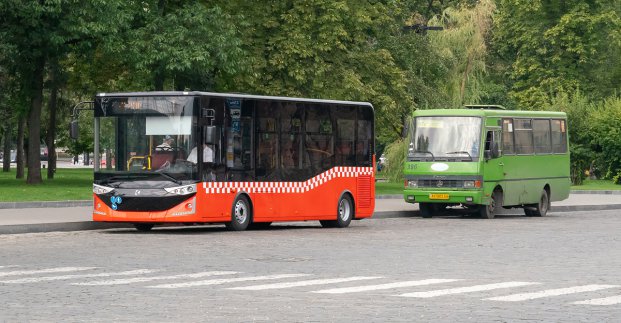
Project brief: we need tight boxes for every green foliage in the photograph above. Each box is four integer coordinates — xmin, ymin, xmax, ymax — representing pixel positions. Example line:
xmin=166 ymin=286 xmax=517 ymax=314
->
xmin=383 ymin=138 xmax=407 ymax=183
xmin=613 ymin=172 xmax=621 ymax=185
xmin=588 ymin=97 xmax=621 ymax=179
xmin=493 ymin=0 xmax=621 ymax=108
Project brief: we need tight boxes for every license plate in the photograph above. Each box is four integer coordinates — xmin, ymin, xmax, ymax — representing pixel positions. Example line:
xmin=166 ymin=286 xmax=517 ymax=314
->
xmin=429 ymin=193 xmax=449 ymax=200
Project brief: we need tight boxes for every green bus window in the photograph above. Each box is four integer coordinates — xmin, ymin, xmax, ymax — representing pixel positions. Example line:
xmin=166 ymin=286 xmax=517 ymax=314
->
xmin=551 ymin=119 xmax=568 ymax=153
xmin=502 ymin=119 xmax=515 ymax=155
xmin=533 ymin=119 xmax=552 ymax=154
xmin=514 ymin=118 xmax=534 ymax=155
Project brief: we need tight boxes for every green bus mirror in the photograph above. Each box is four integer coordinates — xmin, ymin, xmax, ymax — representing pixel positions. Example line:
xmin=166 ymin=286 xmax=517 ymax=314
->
xmin=70 ymin=120 xmax=79 ymax=140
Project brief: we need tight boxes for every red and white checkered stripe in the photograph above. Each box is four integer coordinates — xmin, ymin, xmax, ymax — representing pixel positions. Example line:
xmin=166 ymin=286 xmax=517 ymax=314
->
xmin=202 ymin=167 xmax=374 ymax=194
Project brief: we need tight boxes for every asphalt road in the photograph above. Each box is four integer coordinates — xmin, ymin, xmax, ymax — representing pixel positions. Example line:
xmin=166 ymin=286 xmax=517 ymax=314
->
xmin=1 ymin=209 xmax=621 ymax=322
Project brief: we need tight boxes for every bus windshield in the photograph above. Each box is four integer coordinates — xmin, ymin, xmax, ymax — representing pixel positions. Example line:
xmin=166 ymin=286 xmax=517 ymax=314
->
xmin=409 ymin=116 xmax=481 ymax=161
xmin=95 ymin=96 xmax=198 ymax=183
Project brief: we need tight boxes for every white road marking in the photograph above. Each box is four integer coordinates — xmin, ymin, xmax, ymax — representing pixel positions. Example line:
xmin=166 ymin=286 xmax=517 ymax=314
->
xmin=0 ymin=269 xmax=156 ymax=284
xmin=229 ymin=276 xmax=383 ymax=291
xmin=73 ymin=271 xmax=238 ymax=286
xmin=148 ymin=274 xmax=312 ymax=289
xmin=312 ymin=279 xmax=461 ymax=294
xmin=399 ymin=282 xmax=540 ymax=298
xmin=486 ymin=284 xmax=619 ymax=302
xmin=0 ymin=267 xmax=96 ymax=277
xmin=574 ymin=295 xmax=621 ymax=306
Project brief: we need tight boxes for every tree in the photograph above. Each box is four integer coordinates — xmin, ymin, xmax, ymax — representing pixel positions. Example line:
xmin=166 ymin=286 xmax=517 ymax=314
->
xmin=493 ymin=0 xmax=621 ymax=107
xmin=0 ymin=0 xmax=131 ymax=183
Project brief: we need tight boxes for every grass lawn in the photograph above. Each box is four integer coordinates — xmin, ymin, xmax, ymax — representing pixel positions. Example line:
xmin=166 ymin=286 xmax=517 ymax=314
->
xmin=375 ymin=180 xmax=404 ymax=195
xmin=571 ymin=179 xmax=620 ymax=191
xmin=0 ymin=168 xmax=93 ymax=202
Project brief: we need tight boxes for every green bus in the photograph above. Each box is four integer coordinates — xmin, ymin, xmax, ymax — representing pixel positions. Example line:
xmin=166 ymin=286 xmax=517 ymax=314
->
xmin=403 ymin=105 xmax=570 ymax=219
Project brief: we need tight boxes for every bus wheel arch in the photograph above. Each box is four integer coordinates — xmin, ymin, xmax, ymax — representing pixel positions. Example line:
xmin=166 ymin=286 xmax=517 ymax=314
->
xmin=320 ymin=191 xmax=354 ymax=228
xmin=226 ymin=193 xmax=252 ymax=231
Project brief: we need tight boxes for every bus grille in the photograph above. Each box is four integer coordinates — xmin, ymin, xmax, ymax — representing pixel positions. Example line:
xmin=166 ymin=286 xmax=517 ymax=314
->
xmin=418 ymin=179 xmax=463 ymax=188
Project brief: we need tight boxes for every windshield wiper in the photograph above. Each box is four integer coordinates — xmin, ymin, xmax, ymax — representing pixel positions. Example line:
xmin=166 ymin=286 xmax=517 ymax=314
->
xmin=410 ymin=150 xmax=435 ymax=161
xmin=156 ymin=171 xmax=183 ymax=185
xmin=446 ymin=151 xmax=473 ymax=161
xmin=99 ymin=175 xmax=149 ymax=187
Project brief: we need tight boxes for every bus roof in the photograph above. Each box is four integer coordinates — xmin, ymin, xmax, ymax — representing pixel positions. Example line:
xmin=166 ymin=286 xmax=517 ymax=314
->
xmin=413 ymin=108 xmax=566 ymax=118
xmin=96 ymin=91 xmax=374 ymax=109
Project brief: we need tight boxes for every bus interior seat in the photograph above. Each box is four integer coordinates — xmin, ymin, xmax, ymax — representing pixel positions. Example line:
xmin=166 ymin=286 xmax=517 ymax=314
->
xmin=151 ymin=151 xmax=175 ymax=169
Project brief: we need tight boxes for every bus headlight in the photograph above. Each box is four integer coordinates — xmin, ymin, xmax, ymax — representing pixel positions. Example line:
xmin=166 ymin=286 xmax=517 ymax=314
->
xmin=93 ymin=184 xmax=115 ymax=195
xmin=463 ymin=180 xmax=482 ymax=188
xmin=164 ymin=184 xmax=197 ymax=196
xmin=407 ymin=180 xmax=418 ymax=188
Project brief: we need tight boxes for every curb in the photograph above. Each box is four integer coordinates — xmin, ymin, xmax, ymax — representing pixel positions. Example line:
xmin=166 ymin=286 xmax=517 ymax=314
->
xmin=0 ymin=222 xmax=132 ymax=235
xmin=373 ymin=203 xmax=621 ymax=219
xmin=2 ymin=203 xmax=620 ymax=235
xmin=0 ymin=200 xmax=91 ymax=210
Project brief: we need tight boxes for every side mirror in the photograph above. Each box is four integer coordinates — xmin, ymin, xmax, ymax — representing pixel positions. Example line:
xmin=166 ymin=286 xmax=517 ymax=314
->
xmin=70 ymin=120 xmax=79 ymax=140
xmin=205 ymin=126 xmax=219 ymax=145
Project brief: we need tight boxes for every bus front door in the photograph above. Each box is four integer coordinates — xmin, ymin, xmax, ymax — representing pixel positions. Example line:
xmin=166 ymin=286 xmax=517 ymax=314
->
xmin=482 ymin=130 xmax=509 ymax=205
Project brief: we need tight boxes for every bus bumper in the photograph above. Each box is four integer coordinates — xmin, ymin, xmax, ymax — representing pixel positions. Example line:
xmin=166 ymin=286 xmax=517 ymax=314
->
xmin=403 ymin=189 xmax=484 ymax=205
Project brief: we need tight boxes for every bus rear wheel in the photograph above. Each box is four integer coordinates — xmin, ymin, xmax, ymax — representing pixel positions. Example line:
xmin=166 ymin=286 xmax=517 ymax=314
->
xmin=134 ymin=223 xmax=154 ymax=232
xmin=480 ymin=190 xmax=501 ymax=219
xmin=226 ymin=195 xmax=251 ymax=231
xmin=529 ymin=189 xmax=550 ymax=217
xmin=320 ymin=194 xmax=354 ymax=228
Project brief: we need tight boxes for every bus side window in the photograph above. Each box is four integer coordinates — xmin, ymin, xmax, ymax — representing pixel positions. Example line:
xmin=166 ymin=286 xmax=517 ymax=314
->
xmin=551 ymin=119 xmax=567 ymax=153
xmin=502 ymin=119 xmax=515 ymax=155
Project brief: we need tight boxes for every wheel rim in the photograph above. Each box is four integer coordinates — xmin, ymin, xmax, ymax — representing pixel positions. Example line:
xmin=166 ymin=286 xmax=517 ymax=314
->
xmin=234 ymin=200 xmax=248 ymax=223
xmin=339 ymin=199 xmax=351 ymax=222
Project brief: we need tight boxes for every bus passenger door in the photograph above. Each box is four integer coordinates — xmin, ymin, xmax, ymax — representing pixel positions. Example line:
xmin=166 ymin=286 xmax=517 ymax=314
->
xmin=482 ymin=129 xmax=508 ymax=204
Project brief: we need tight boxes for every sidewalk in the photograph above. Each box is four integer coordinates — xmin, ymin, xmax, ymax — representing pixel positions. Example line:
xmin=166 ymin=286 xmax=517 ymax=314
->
xmin=1 ymin=193 xmax=621 ymax=235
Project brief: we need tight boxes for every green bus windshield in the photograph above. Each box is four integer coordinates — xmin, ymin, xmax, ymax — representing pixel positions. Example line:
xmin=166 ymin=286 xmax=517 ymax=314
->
xmin=408 ymin=116 xmax=481 ymax=162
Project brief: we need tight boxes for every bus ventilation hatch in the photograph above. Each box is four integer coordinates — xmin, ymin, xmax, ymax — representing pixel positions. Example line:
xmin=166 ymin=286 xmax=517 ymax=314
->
xmin=357 ymin=175 xmax=372 ymax=209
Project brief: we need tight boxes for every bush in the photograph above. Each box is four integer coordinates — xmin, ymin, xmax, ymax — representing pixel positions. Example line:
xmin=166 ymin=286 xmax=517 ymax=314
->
xmin=613 ymin=172 xmax=621 ymax=185
xmin=383 ymin=138 xmax=407 ymax=183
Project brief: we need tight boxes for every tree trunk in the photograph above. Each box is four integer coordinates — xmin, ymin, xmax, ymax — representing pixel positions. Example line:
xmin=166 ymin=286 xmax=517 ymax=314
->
xmin=46 ymin=68 xmax=58 ymax=179
xmin=2 ymin=124 xmax=10 ymax=172
xmin=27 ymin=57 xmax=45 ymax=184
xmin=16 ymin=116 xmax=26 ymax=179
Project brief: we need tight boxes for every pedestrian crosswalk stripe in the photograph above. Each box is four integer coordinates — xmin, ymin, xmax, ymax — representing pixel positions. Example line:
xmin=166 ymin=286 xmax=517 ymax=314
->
xmin=229 ymin=276 xmax=383 ymax=291
xmin=312 ymin=279 xmax=460 ymax=294
xmin=0 ymin=267 xmax=96 ymax=277
xmin=72 ymin=271 xmax=238 ymax=286
xmin=486 ymin=284 xmax=619 ymax=302
xmin=399 ymin=282 xmax=540 ymax=298
xmin=573 ymin=295 xmax=621 ymax=305
xmin=0 ymin=269 xmax=157 ymax=284
xmin=148 ymin=274 xmax=312 ymax=289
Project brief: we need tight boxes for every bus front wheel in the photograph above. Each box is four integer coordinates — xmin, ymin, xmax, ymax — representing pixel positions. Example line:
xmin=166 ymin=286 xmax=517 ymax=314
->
xmin=480 ymin=190 xmax=501 ymax=219
xmin=320 ymin=194 xmax=354 ymax=228
xmin=419 ymin=203 xmax=434 ymax=218
xmin=226 ymin=195 xmax=252 ymax=231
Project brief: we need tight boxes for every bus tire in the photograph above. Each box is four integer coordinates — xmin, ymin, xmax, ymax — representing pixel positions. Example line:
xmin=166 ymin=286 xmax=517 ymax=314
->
xmin=531 ymin=189 xmax=550 ymax=217
xmin=320 ymin=194 xmax=354 ymax=228
xmin=480 ymin=190 xmax=501 ymax=219
xmin=134 ymin=223 xmax=154 ymax=232
xmin=226 ymin=195 xmax=251 ymax=231
xmin=419 ymin=203 xmax=434 ymax=218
